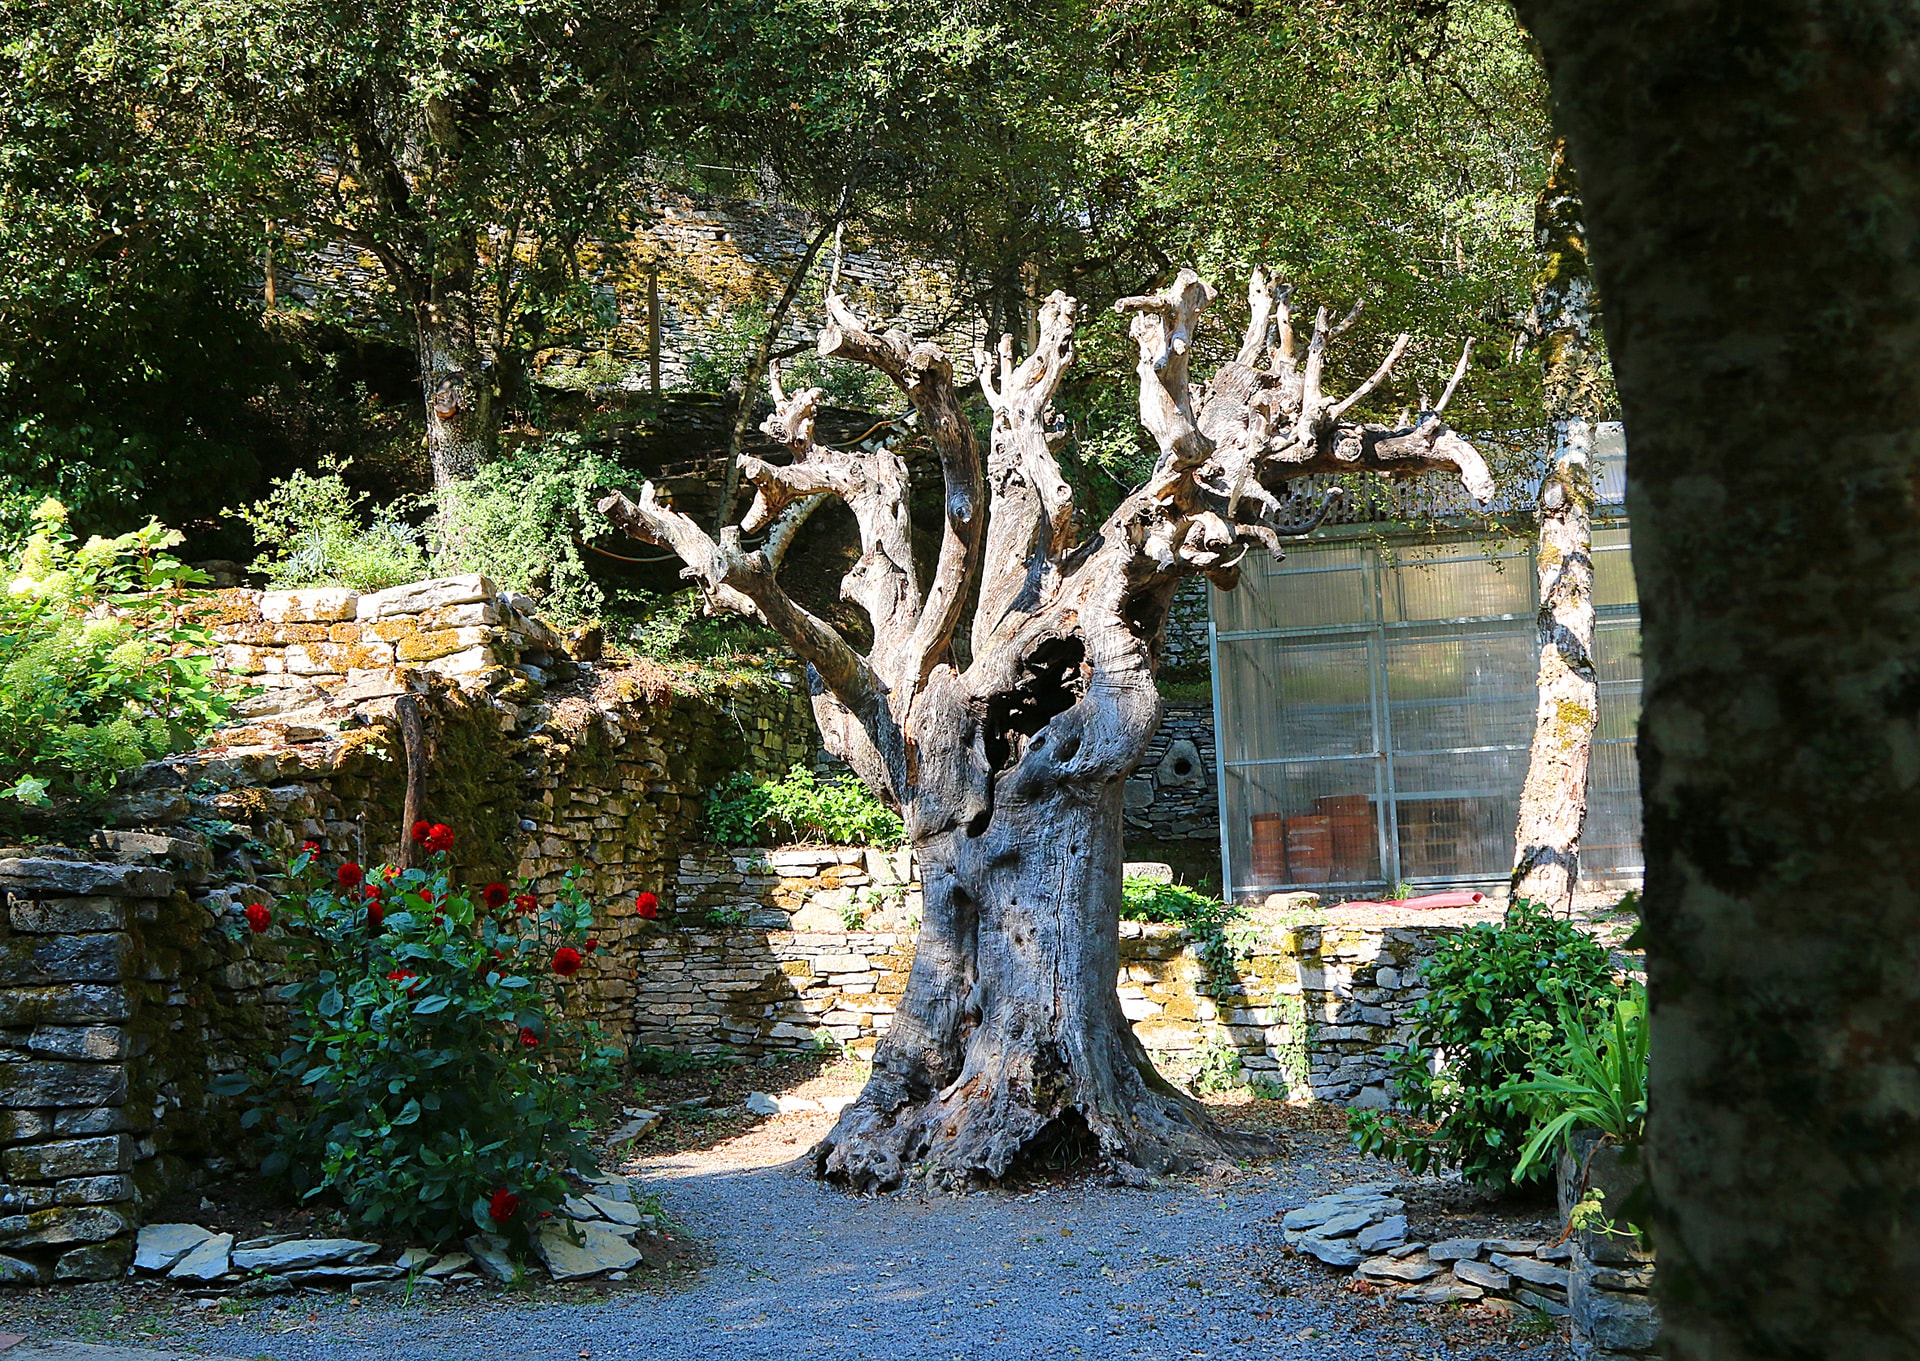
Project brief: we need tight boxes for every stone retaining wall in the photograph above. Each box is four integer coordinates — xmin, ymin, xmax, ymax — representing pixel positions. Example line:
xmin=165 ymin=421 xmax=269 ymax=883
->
xmin=634 ymin=847 xmax=1441 ymax=1104
xmin=0 ymin=845 xmax=274 ymax=1284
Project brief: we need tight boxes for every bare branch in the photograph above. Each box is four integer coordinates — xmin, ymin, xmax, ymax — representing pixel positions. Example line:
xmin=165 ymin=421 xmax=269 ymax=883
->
xmin=1434 ymin=338 xmax=1475 ymax=415
xmin=971 ymin=292 xmax=1081 ymax=651
xmin=813 ymin=293 xmax=985 ymax=684
xmin=1327 ymin=333 xmax=1413 ymax=423
xmin=1238 ymin=267 xmax=1276 ymax=367
xmin=1117 ymin=270 xmax=1218 ymax=488
xmin=597 ymin=485 xmax=881 ymax=712
xmin=764 ymin=493 xmax=829 ymax=571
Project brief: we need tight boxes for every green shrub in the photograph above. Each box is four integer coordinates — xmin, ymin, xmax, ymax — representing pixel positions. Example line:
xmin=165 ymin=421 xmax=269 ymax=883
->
xmin=1188 ymin=1031 xmax=1248 ymax=1095
xmin=0 ymin=499 xmax=233 ymax=809
xmin=230 ymin=831 xmax=623 ymax=1244
xmin=431 ymin=433 xmax=633 ymax=625
xmin=1349 ymin=899 xmax=1621 ymax=1186
xmin=1502 ymin=979 xmax=1649 ymax=1182
xmin=704 ymin=767 xmax=904 ymax=848
xmin=626 ymin=588 xmax=784 ymax=662
xmin=229 ymin=463 xmax=428 ymax=591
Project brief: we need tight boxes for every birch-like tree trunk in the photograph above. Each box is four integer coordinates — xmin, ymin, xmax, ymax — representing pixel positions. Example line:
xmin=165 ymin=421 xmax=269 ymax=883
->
xmin=1511 ymin=144 xmax=1607 ymax=911
xmin=602 ymin=275 xmax=1491 ymax=1188
xmin=1515 ymin=1 xmax=1920 ymax=1355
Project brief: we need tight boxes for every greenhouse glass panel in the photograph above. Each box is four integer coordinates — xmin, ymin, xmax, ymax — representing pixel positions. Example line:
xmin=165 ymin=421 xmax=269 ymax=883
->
xmin=1210 ymin=519 xmax=1644 ymax=901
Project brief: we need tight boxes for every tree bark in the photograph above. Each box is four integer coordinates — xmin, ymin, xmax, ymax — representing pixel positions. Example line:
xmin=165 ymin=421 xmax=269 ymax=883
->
xmin=1511 ymin=143 xmax=1607 ymax=912
xmin=417 ymin=302 xmax=493 ymax=488
xmin=601 ymin=272 xmax=1491 ymax=1188
xmin=1514 ymin=2 xmax=1920 ymax=1356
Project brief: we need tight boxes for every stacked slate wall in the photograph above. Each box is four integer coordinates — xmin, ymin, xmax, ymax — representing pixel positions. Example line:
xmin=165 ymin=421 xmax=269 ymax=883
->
xmin=0 ymin=844 xmax=277 ymax=1284
xmin=634 ymin=846 xmax=1453 ymax=1107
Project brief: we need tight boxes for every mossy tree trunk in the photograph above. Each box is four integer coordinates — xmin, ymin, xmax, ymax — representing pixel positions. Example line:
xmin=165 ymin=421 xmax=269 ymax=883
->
xmin=1511 ymin=142 xmax=1610 ymax=911
xmin=1516 ymin=1 xmax=1920 ymax=1355
xmin=602 ymin=275 xmax=1493 ymax=1188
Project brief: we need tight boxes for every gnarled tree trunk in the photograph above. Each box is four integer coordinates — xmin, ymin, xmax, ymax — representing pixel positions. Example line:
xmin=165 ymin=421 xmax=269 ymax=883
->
xmin=602 ymin=272 xmax=1492 ymax=1189
xmin=1511 ymin=143 xmax=1609 ymax=911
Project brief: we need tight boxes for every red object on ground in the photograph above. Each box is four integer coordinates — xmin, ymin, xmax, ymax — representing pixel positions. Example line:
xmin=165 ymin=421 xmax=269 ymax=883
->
xmin=1339 ymin=890 xmax=1488 ymax=910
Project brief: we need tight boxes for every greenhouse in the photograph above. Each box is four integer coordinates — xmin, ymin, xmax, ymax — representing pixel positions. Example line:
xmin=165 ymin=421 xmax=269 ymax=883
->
xmin=1209 ymin=424 xmax=1641 ymax=901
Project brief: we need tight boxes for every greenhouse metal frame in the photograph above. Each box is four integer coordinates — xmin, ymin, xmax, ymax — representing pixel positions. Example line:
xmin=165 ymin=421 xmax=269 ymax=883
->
xmin=1208 ymin=430 xmax=1642 ymax=902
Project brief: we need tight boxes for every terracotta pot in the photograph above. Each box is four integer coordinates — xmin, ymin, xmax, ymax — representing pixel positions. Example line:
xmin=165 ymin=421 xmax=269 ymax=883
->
xmin=1284 ymin=815 xmax=1334 ymax=884
xmin=1250 ymin=814 xmax=1288 ymax=883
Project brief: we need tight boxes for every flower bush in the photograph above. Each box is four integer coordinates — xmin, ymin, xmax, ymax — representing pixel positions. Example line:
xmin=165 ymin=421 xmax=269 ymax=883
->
xmin=226 ymin=822 xmax=624 ymax=1244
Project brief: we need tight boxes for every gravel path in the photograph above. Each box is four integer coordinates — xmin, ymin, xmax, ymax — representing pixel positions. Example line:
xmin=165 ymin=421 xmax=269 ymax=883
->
xmin=39 ymin=1112 xmax=1572 ymax=1361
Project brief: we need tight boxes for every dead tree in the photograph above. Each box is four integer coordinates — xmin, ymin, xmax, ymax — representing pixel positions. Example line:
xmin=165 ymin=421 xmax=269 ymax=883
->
xmin=600 ymin=270 xmax=1492 ymax=1189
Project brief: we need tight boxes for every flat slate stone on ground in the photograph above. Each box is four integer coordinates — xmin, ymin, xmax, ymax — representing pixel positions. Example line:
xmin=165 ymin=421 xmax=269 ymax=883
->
xmin=1355 ymin=1215 xmax=1407 ymax=1252
xmin=1454 ymin=1258 xmax=1512 ymax=1291
xmin=1492 ymin=1252 xmax=1571 ymax=1290
xmin=585 ymin=1193 xmax=644 ymax=1226
xmin=133 ymin=1225 xmax=213 ymax=1274
xmin=166 ymin=1234 xmax=232 ymax=1282
xmin=1426 ymin=1236 xmax=1485 ymax=1263
xmin=230 ymin=1238 xmax=378 ymax=1273
xmin=1358 ymin=1254 xmax=1440 ymax=1283
xmin=461 ymin=1235 xmax=516 ymax=1284
xmin=422 ymin=1252 xmax=471 ymax=1279
xmin=1516 ymin=1286 xmax=1571 ymax=1316
xmin=1303 ymin=1207 xmax=1386 ymax=1239
xmin=1399 ymin=1280 xmax=1486 ymax=1304
xmin=532 ymin=1222 xmax=642 ymax=1280
xmin=276 ymin=1265 xmax=404 ymax=1285
xmin=1296 ymin=1235 xmax=1366 ymax=1268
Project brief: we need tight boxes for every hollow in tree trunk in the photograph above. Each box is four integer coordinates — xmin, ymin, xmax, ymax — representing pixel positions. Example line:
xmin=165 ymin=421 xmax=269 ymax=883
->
xmin=602 ymin=274 xmax=1492 ymax=1189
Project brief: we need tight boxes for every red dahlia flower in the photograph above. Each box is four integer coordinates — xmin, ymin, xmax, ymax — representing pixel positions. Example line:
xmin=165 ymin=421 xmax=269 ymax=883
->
xmin=418 ymin=888 xmax=434 ymax=904
xmin=481 ymin=882 xmax=509 ymax=910
xmin=244 ymin=903 xmax=271 ymax=934
xmin=410 ymin=820 xmax=432 ymax=845
xmin=300 ymin=840 xmax=320 ymax=855
xmin=513 ymin=892 xmax=538 ymax=915
xmin=336 ymin=862 xmax=364 ymax=889
xmin=424 ymin=823 xmax=454 ymax=853
xmin=488 ymin=1187 xmax=519 ymax=1224
xmin=518 ymin=1026 xmax=540 ymax=1048
xmin=366 ymin=903 xmax=385 ymax=930
xmin=634 ymin=891 xmax=659 ymax=920
xmin=551 ymin=946 xmax=583 ymax=977
xmin=583 ymin=938 xmax=599 ymax=953
xmin=386 ymin=968 xmax=420 ymax=990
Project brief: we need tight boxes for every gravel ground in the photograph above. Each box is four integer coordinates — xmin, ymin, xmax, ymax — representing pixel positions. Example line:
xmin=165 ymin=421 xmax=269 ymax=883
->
xmin=8 ymin=1097 xmax=1572 ymax=1361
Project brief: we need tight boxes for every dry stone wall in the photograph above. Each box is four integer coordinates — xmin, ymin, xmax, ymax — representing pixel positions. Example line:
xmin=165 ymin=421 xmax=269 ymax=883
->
xmin=0 ymin=842 xmax=277 ymax=1284
xmin=633 ymin=846 xmax=1440 ymax=1106
xmin=5 ymin=573 xmax=820 ymax=1285
xmin=1125 ymin=701 xmax=1219 ymax=844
